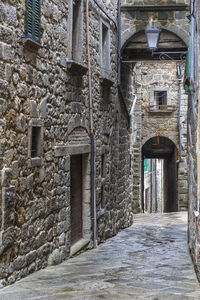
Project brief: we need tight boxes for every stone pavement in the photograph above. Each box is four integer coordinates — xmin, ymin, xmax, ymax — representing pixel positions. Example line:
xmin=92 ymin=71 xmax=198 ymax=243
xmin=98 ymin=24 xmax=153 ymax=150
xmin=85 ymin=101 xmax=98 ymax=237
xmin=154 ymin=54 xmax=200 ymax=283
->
xmin=0 ymin=212 xmax=200 ymax=300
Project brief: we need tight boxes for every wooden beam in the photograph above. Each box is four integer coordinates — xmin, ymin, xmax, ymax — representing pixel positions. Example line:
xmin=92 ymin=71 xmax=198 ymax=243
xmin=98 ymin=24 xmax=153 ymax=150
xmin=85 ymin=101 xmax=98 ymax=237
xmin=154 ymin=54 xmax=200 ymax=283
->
xmin=121 ymin=5 xmax=188 ymax=12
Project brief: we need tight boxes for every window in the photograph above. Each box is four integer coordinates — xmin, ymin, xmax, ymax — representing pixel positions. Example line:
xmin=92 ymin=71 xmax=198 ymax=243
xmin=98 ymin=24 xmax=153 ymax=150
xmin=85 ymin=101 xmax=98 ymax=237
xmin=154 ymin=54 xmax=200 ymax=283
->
xmin=31 ymin=126 xmax=41 ymax=157
xmin=101 ymin=20 xmax=110 ymax=74
xmin=25 ymin=0 xmax=41 ymax=43
xmin=154 ymin=91 xmax=167 ymax=109
xmin=72 ymin=0 xmax=82 ymax=61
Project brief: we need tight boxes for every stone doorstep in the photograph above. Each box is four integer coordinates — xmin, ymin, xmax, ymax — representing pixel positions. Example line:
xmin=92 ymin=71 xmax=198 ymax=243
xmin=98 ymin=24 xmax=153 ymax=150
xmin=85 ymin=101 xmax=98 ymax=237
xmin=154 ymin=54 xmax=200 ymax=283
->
xmin=70 ymin=238 xmax=90 ymax=257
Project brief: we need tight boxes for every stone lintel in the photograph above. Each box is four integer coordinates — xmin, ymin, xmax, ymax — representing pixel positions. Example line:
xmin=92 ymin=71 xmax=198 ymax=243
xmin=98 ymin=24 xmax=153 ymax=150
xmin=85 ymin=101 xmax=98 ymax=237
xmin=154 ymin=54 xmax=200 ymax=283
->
xmin=54 ymin=144 xmax=91 ymax=157
xmin=121 ymin=5 xmax=188 ymax=11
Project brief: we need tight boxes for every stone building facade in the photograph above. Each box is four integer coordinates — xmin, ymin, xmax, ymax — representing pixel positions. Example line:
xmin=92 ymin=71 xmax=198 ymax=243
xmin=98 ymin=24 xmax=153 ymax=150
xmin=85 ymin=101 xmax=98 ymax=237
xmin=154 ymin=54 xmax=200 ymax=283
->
xmin=188 ymin=0 xmax=200 ymax=282
xmin=121 ymin=0 xmax=189 ymax=212
xmin=133 ymin=61 xmax=188 ymax=211
xmin=0 ymin=0 xmax=133 ymax=286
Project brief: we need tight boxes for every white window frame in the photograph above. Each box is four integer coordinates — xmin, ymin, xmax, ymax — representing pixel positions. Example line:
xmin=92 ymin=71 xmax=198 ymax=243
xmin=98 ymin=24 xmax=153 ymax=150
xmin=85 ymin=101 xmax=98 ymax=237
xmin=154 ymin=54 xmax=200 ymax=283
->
xmin=149 ymin=87 xmax=171 ymax=107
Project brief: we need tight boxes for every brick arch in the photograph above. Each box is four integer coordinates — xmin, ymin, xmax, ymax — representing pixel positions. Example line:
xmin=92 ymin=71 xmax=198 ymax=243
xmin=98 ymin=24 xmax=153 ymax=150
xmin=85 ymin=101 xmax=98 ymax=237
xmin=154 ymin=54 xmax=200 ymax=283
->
xmin=121 ymin=25 xmax=189 ymax=52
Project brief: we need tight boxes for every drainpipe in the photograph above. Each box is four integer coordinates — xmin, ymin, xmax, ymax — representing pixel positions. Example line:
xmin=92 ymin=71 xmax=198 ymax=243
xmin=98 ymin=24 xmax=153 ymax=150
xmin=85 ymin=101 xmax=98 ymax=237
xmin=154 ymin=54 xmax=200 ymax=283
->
xmin=150 ymin=159 xmax=153 ymax=213
xmin=189 ymin=0 xmax=196 ymax=122
xmin=86 ymin=0 xmax=97 ymax=248
xmin=155 ymin=160 xmax=157 ymax=212
xmin=177 ymin=63 xmax=182 ymax=163
xmin=117 ymin=0 xmax=131 ymax=129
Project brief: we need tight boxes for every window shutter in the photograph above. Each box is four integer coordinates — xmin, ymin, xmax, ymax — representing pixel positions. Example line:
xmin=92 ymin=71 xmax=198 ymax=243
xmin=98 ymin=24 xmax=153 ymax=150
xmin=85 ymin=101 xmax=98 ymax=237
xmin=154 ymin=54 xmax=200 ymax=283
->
xmin=25 ymin=0 xmax=41 ymax=43
xmin=33 ymin=0 xmax=41 ymax=43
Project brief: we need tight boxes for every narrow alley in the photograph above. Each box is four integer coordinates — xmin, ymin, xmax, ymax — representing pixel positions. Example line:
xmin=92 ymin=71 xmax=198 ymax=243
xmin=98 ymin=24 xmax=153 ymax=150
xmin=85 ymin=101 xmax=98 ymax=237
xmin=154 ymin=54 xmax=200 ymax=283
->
xmin=0 ymin=212 xmax=199 ymax=300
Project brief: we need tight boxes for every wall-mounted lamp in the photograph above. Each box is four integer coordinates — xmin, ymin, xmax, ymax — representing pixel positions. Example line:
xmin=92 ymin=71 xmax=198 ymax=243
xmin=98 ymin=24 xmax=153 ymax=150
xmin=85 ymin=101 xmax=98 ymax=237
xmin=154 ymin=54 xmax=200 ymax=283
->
xmin=145 ymin=20 xmax=161 ymax=51
xmin=145 ymin=20 xmax=187 ymax=60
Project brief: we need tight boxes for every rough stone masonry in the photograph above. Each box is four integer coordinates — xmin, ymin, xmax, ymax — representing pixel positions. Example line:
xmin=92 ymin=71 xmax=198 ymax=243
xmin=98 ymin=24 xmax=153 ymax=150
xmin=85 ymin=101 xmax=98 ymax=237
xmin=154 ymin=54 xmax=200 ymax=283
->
xmin=0 ymin=0 xmax=133 ymax=287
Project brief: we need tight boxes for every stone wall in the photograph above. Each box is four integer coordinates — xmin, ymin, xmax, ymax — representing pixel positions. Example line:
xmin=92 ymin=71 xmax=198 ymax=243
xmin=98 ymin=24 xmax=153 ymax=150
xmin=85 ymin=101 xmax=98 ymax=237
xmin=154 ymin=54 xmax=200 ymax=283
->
xmin=0 ymin=0 xmax=133 ymax=287
xmin=188 ymin=0 xmax=200 ymax=282
xmin=132 ymin=61 xmax=188 ymax=210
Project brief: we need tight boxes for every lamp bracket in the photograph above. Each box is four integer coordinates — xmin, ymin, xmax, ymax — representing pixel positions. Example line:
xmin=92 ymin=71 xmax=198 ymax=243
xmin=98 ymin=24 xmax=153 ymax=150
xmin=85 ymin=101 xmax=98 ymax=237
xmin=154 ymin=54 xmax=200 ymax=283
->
xmin=152 ymin=51 xmax=187 ymax=61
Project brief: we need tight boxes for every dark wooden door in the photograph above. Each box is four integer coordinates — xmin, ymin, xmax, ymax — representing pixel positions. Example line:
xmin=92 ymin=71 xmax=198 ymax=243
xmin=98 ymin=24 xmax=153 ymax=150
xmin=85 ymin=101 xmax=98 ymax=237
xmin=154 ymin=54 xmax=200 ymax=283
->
xmin=70 ymin=154 xmax=83 ymax=245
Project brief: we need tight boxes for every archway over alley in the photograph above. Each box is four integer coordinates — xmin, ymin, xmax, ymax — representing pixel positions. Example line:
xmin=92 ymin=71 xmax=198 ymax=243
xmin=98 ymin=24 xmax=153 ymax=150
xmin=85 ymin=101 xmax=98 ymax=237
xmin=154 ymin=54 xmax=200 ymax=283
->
xmin=142 ymin=136 xmax=178 ymax=213
xmin=120 ymin=25 xmax=188 ymax=213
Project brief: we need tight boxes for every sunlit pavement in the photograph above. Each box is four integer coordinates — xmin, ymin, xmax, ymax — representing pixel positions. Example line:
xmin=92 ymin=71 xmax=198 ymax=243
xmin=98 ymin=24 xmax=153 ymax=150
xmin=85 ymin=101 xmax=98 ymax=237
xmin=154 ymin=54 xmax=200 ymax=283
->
xmin=0 ymin=212 xmax=200 ymax=299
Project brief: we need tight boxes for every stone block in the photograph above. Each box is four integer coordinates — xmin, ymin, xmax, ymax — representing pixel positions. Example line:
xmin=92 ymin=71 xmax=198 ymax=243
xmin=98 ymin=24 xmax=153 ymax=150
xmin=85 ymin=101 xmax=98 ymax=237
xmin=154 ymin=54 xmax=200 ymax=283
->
xmin=13 ymin=256 xmax=26 ymax=271
xmin=0 ymin=79 xmax=9 ymax=98
xmin=2 ymin=186 xmax=16 ymax=230
xmin=0 ymin=44 xmax=14 ymax=61
xmin=1 ymin=167 xmax=12 ymax=187
xmin=39 ymin=98 xmax=47 ymax=118
xmin=27 ymin=173 xmax=33 ymax=189
xmin=18 ymin=83 xmax=28 ymax=98
xmin=48 ymin=248 xmax=62 ymax=266
xmin=0 ymin=25 xmax=13 ymax=44
xmin=6 ymin=5 xmax=17 ymax=26
xmin=26 ymin=250 xmax=37 ymax=265
xmin=30 ymin=100 xmax=38 ymax=118
xmin=16 ymin=113 xmax=27 ymax=132
xmin=0 ymin=226 xmax=15 ymax=254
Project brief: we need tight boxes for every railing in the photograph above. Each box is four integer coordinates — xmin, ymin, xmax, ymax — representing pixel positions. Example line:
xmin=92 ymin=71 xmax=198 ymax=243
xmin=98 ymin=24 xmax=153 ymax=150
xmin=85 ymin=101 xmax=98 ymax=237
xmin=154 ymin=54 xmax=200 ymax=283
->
xmin=142 ymin=105 xmax=178 ymax=112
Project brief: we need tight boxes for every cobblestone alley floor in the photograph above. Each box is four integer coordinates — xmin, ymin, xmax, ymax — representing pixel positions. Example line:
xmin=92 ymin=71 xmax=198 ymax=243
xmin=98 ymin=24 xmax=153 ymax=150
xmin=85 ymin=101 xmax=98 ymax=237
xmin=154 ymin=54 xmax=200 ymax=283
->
xmin=0 ymin=212 xmax=200 ymax=300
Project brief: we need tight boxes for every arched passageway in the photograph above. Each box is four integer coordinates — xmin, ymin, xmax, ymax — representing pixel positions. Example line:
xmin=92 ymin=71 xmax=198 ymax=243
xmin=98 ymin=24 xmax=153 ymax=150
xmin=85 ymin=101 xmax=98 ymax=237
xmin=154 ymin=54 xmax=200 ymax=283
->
xmin=142 ymin=136 xmax=178 ymax=213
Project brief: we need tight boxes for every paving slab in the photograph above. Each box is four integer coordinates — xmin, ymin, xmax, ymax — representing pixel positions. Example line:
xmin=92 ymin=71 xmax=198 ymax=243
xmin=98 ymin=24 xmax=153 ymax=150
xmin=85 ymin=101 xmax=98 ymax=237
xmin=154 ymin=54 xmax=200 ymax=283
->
xmin=0 ymin=212 xmax=200 ymax=299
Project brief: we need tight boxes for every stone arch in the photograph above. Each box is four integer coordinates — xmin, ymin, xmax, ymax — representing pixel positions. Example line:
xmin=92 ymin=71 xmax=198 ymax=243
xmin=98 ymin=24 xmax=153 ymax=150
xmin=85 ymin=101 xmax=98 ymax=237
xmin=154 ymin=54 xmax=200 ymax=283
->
xmin=121 ymin=25 xmax=189 ymax=53
xmin=67 ymin=116 xmax=90 ymax=136
xmin=142 ymin=135 xmax=178 ymax=213
xmin=142 ymin=134 xmax=178 ymax=153
xmin=67 ymin=126 xmax=90 ymax=146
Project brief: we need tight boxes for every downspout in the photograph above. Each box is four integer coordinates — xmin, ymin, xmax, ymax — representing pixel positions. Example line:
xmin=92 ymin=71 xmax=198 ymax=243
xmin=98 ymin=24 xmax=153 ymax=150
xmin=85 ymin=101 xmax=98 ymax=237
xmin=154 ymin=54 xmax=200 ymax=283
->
xmin=150 ymin=159 xmax=153 ymax=213
xmin=86 ymin=0 xmax=97 ymax=248
xmin=190 ymin=0 xmax=196 ymax=122
xmin=155 ymin=160 xmax=157 ymax=212
xmin=117 ymin=0 xmax=131 ymax=129
xmin=177 ymin=63 xmax=182 ymax=163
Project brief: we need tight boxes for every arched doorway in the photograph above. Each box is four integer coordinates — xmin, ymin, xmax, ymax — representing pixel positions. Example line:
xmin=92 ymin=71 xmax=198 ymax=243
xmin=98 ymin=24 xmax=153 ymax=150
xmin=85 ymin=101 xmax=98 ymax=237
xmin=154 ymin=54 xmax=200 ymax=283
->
xmin=142 ymin=136 xmax=178 ymax=213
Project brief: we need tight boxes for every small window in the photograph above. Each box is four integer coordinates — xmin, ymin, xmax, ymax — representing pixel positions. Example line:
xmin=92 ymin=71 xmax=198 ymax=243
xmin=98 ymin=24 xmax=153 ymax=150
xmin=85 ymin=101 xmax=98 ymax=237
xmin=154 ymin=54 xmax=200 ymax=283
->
xmin=154 ymin=91 xmax=167 ymax=109
xmin=72 ymin=0 xmax=82 ymax=61
xmin=25 ymin=0 xmax=41 ymax=43
xmin=101 ymin=22 xmax=110 ymax=73
xmin=31 ymin=126 xmax=41 ymax=157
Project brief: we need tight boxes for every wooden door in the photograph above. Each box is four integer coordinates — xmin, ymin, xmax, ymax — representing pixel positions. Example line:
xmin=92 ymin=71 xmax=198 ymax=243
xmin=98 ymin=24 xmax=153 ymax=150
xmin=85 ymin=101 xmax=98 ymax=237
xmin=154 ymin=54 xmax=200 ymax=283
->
xmin=70 ymin=154 xmax=83 ymax=245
